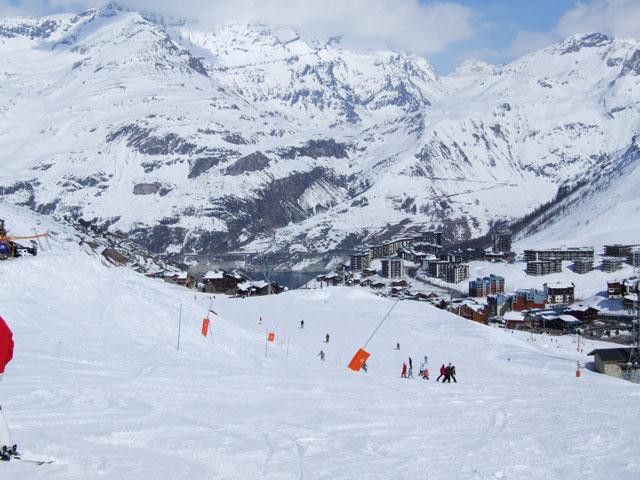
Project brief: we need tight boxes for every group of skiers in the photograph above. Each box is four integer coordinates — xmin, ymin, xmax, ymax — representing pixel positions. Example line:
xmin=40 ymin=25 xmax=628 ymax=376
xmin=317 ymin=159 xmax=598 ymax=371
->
xmin=400 ymin=355 xmax=457 ymax=382
xmin=436 ymin=363 xmax=457 ymax=383
xmin=401 ymin=355 xmax=431 ymax=379
xmin=0 ymin=315 xmax=17 ymax=460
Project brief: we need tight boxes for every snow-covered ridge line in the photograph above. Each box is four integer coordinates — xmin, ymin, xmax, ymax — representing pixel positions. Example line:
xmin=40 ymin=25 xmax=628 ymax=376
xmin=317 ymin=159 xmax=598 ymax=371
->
xmin=0 ymin=5 xmax=639 ymax=269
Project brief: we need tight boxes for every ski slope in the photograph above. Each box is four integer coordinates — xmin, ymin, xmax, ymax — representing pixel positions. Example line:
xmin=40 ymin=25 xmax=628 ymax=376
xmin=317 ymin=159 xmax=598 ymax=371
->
xmin=0 ymin=204 xmax=639 ymax=479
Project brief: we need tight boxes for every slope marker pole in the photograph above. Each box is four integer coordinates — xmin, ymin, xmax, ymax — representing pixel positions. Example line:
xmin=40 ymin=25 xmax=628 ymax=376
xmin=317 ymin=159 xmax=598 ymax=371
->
xmin=177 ymin=304 xmax=182 ymax=351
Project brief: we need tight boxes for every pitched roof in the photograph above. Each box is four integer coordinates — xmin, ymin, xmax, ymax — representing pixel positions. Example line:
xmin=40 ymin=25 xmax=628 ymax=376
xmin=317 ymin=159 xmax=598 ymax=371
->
xmin=587 ymin=348 xmax=635 ymax=362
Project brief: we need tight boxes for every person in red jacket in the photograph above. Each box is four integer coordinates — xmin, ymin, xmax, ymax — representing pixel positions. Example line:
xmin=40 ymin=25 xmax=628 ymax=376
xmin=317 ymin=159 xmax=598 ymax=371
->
xmin=401 ymin=362 xmax=407 ymax=378
xmin=0 ymin=315 xmax=15 ymax=457
xmin=436 ymin=364 xmax=446 ymax=382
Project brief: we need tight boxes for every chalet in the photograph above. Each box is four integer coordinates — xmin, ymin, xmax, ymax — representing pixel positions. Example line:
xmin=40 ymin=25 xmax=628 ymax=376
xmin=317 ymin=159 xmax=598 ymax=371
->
xmin=543 ymin=282 xmax=575 ymax=305
xmin=316 ymin=273 xmax=341 ymax=287
xmin=164 ymin=271 xmax=197 ymax=289
xmin=144 ymin=270 xmax=165 ymax=279
xmin=525 ymin=311 xmax=580 ymax=332
xmin=452 ymin=300 xmax=488 ymax=325
xmin=201 ymin=270 xmax=246 ymax=294
xmin=237 ymin=280 xmax=283 ymax=297
xmin=607 ymin=281 xmax=624 ymax=299
xmin=370 ymin=281 xmax=386 ymax=290
xmin=362 ymin=268 xmax=377 ymax=278
xmin=588 ymin=348 xmax=638 ymax=378
xmin=566 ymin=305 xmax=599 ymax=323
xmin=430 ymin=297 xmax=449 ymax=310
xmin=391 ymin=279 xmax=408 ymax=288
xmin=503 ymin=310 xmax=525 ymax=329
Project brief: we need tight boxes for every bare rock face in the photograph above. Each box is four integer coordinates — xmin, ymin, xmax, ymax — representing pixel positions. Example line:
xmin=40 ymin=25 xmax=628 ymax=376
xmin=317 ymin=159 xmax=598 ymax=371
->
xmin=279 ymin=140 xmax=349 ymax=160
xmin=101 ymin=247 xmax=129 ymax=266
xmin=133 ymin=183 xmax=171 ymax=196
xmin=225 ymin=152 xmax=270 ymax=175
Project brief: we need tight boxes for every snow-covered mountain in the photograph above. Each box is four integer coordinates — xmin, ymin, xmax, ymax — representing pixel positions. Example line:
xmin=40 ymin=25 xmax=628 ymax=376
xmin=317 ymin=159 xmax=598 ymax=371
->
xmin=1 ymin=3 xmax=640 ymax=269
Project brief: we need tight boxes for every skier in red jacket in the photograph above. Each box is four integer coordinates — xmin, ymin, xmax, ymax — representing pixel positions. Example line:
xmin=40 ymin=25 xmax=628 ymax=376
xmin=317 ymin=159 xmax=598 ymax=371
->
xmin=0 ymin=315 xmax=15 ymax=459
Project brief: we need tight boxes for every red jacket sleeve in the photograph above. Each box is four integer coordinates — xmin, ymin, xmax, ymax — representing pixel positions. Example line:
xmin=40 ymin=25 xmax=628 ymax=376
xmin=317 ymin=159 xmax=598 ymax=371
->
xmin=0 ymin=316 xmax=14 ymax=374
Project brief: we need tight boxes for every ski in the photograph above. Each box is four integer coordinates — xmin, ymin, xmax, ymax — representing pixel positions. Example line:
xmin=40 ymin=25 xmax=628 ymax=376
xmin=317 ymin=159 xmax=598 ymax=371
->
xmin=12 ymin=457 xmax=54 ymax=466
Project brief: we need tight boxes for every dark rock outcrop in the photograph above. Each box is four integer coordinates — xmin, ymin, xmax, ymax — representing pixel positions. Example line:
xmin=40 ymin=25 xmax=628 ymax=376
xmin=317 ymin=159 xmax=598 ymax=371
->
xmin=279 ymin=139 xmax=349 ymax=160
xmin=225 ymin=151 xmax=270 ymax=175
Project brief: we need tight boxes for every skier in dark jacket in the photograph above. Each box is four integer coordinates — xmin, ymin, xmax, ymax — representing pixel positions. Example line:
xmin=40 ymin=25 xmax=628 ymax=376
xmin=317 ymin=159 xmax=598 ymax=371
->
xmin=408 ymin=357 xmax=413 ymax=370
xmin=318 ymin=350 xmax=325 ymax=362
xmin=325 ymin=333 xmax=330 ymax=343
xmin=444 ymin=363 xmax=453 ymax=383
xmin=450 ymin=364 xmax=457 ymax=383
xmin=436 ymin=364 xmax=446 ymax=382
xmin=300 ymin=320 xmax=304 ymax=329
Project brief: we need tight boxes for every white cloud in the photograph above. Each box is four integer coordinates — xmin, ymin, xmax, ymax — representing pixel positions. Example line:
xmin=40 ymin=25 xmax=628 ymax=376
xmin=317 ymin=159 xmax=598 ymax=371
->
xmin=555 ymin=0 xmax=640 ymax=39
xmin=0 ymin=0 xmax=476 ymax=56
xmin=505 ymin=0 xmax=640 ymax=59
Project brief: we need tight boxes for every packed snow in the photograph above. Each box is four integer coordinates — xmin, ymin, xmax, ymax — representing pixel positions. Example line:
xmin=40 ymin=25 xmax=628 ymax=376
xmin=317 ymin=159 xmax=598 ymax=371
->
xmin=0 ymin=203 xmax=639 ymax=479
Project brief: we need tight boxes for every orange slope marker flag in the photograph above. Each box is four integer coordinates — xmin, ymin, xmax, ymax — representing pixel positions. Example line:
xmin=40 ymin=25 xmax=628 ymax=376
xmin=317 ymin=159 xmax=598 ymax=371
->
xmin=201 ymin=318 xmax=210 ymax=337
xmin=347 ymin=348 xmax=370 ymax=372
xmin=267 ymin=332 xmax=276 ymax=343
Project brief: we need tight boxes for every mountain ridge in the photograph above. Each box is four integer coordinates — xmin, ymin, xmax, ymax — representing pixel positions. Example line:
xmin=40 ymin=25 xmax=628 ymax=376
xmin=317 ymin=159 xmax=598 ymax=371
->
xmin=0 ymin=5 xmax=639 ymax=269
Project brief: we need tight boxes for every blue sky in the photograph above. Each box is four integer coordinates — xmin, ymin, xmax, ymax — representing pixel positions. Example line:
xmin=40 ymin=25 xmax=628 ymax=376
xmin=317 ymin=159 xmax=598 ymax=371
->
xmin=1 ymin=0 xmax=639 ymax=73
xmin=428 ymin=0 xmax=580 ymax=71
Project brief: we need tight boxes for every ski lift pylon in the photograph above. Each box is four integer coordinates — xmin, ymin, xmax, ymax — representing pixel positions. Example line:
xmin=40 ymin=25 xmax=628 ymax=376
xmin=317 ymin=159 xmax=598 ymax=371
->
xmin=201 ymin=318 xmax=210 ymax=337
xmin=348 ymin=348 xmax=370 ymax=372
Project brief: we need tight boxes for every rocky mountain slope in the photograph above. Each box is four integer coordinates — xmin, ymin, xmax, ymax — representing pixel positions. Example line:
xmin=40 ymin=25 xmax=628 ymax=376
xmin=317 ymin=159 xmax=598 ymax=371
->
xmin=1 ymin=3 xmax=639 ymax=269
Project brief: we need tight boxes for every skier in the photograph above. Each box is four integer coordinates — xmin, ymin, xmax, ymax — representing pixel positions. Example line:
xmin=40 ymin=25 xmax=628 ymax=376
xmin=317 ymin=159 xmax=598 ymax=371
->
xmin=300 ymin=320 xmax=304 ymax=329
xmin=325 ymin=333 xmax=330 ymax=343
xmin=259 ymin=316 xmax=262 ymax=325
xmin=318 ymin=350 xmax=325 ymax=362
xmin=444 ymin=363 xmax=453 ymax=383
xmin=408 ymin=357 xmax=413 ymax=370
xmin=0 ymin=316 xmax=15 ymax=460
xmin=450 ymin=364 xmax=457 ymax=383
xmin=362 ymin=362 xmax=368 ymax=373
xmin=436 ymin=364 xmax=446 ymax=382
xmin=396 ymin=342 xmax=400 ymax=350
xmin=401 ymin=362 xmax=407 ymax=378
xmin=423 ymin=355 xmax=428 ymax=365
xmin=422 ymin=368 xmax=429 ymax=380
xmin=419 ymin=358 xmax=428 ymax=377
xmin=408 ymin=366 xmax=414 ymax=379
